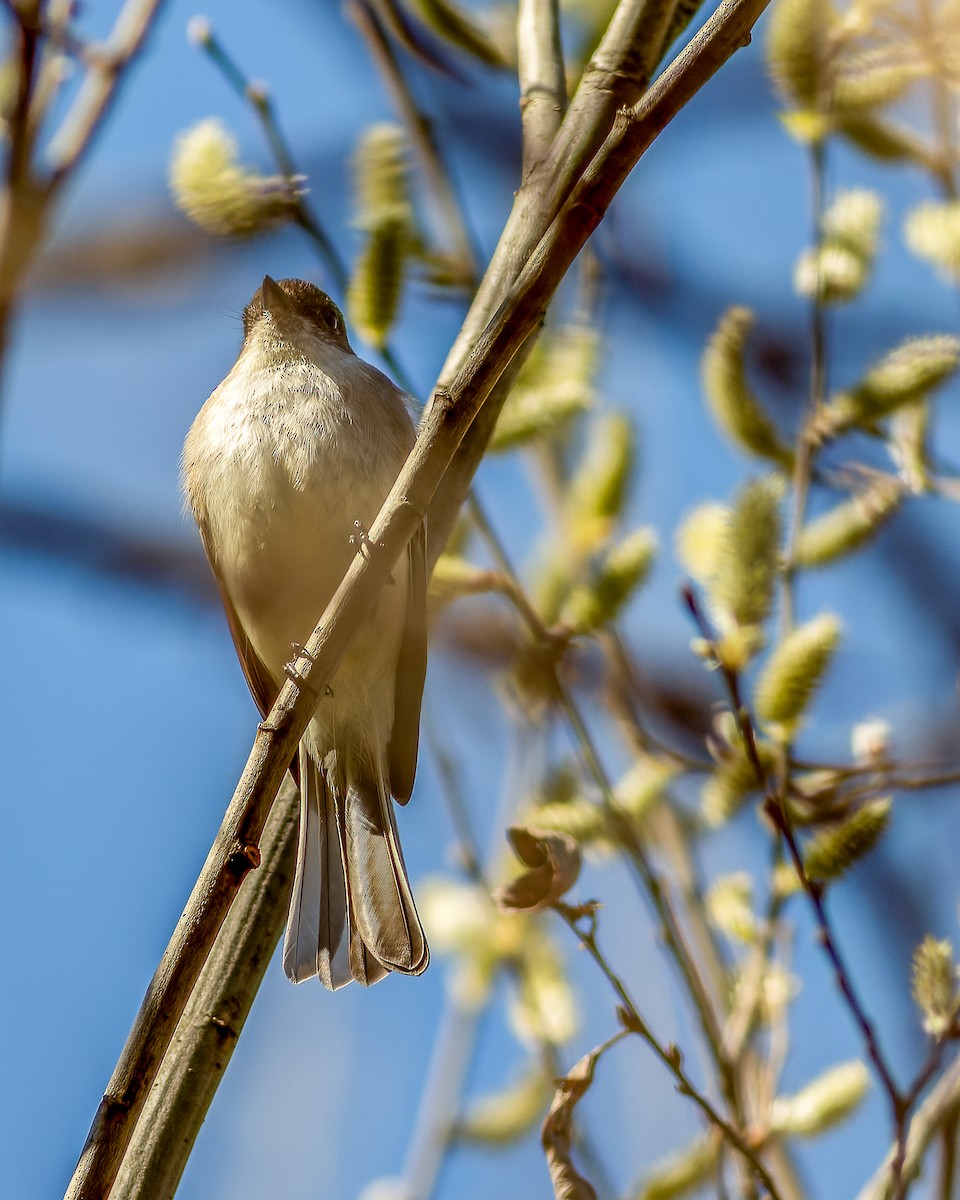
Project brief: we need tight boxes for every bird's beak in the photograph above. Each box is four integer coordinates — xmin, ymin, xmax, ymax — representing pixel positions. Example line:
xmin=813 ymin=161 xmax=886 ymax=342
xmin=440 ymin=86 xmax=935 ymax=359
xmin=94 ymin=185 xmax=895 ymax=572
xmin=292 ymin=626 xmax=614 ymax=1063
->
xmin=260 ymin=274 xmax=295 ymax=317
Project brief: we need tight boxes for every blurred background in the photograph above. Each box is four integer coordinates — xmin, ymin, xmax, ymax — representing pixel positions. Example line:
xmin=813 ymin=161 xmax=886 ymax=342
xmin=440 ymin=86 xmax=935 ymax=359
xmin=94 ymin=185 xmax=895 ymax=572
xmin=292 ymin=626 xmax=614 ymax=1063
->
xmin=4 ymin=0 xmax=960 ymax=1197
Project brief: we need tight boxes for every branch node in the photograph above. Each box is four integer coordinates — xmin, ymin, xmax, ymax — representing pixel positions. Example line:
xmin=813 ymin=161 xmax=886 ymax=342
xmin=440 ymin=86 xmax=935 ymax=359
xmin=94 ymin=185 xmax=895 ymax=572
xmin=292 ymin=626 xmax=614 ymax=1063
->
xmin=227 ymin=843 xmax=261 ymax=876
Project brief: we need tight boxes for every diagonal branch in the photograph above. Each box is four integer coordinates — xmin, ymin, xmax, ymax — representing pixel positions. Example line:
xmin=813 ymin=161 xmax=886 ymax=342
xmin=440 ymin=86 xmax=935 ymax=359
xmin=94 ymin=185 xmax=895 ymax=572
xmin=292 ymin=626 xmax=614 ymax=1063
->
xmin=64 ymin=1 xmax=772 ymax=1194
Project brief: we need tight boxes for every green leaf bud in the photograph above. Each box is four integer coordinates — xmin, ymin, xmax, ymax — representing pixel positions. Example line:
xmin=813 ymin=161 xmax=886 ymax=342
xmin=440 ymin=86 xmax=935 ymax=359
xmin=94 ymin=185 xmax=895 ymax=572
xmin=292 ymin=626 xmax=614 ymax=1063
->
xmin=889 ymin=400 xmax=932 ymax=492
xmin=838 ymin=114 xmax=932 ymax=164
xmin=804 ymin=797 xmax=891 ymax=881
xmin=409 ymin=0 xmax=508 ymax=68
xmin=754 ymin=613 xmax=841 ymax=731
xmin=702 ymin=307 xmax=794 ymax=468
xmin=428 ymin=554 xmax=503 ymax=610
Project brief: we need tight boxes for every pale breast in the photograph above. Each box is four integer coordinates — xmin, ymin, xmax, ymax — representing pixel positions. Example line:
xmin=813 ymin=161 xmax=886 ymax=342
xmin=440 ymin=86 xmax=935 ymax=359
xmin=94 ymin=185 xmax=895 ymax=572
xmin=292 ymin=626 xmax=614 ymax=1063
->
xmin=183 ymin=340 xmax=415 ymax=696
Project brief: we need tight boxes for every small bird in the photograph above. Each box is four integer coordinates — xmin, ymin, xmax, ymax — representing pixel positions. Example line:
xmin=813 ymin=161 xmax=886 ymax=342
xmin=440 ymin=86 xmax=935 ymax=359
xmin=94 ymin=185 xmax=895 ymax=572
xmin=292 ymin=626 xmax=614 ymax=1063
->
xmin=183 ymin=275 xmax=429 ymax=989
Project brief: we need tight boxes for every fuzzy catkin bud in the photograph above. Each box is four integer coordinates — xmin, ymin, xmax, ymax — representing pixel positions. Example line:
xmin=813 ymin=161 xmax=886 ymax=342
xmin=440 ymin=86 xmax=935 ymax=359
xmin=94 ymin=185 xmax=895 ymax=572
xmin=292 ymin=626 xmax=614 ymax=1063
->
xmin=911 ymin=935 xmax=957 ymax=1036
xmin=754 ymin=613 xmax=841 ymax=730
xmin=347 ymin=218 xmax=407 ymax=349
xmin=794 ymin=477 xmax=902 ymax=567
xmin=676 ymin=503 xmax=729 ymax=584
xmin=561 ymin=527 xmax=657 ymax=633
xmin=832 ymin=56 xmax=918 ymax=114
xmin=771 ymin=1061 xmax=869 ymax=1135
xmin=636 ymin=1137 xmax=717 ymax=1200
xmin=565 ymin=413 xmax=635 ymax=552
xmin=353 ymin=123 xmax=412 ymax=229
xmin=804 ymin=797 xmax=891 ymax=881
xmin=905 ymin=201 xmax=960 ymax=283
xmin=814 ymin=336 xmax=960 ymax=440
xmin=766 ymin=0 xmax=837 ymax=110
xmin=169 ymin=119 xmax=300 ymax=237
xmin=711 ymin=476 xmax=783 ymax=629
xmin=491 ymin=326 xmax=598 ymax=451
xmin=702 ymin=307 xmax=794 ymax=468
xmin=614 ymin=756 xmax=677 ymax=821
xmin=348 ymin=124 xmax=415 ymax=346
xmin=701 ymin=741 xmax=776 ymax=825
xmin=510 ymin=935 xmax=578 ymax=1046
xmin=455 ymin=1065 xmax=553 ymax=1144
xmin=795 ymin=191 xmax=883 ymax=305
xmin=518 ymin=798 xmax=609 ymax=848
xmin=706 ymin=872 xmax=757 ymax=942
xmin=794 ymin=244 xmax=866 ymax=304
xmin=823 ymin=189 xmax=883 ymax=257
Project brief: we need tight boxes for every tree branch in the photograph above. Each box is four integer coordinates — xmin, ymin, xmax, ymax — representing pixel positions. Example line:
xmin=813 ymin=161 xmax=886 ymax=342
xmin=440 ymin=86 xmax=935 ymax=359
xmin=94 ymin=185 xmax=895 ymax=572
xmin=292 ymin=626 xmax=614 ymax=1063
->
xmin=109 ymin=780 xmax=299 ymax=1199
xmin=517 ymin=0 xmax=566 ymax=174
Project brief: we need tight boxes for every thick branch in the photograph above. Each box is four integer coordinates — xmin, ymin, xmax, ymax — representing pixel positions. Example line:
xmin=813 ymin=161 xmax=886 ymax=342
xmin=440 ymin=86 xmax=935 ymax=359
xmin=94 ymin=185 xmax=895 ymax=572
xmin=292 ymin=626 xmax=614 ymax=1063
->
xmin=110 ymin=780 xmax=299 ymax=1199
xmin=428 ymin=0 xmax=771 ymax=550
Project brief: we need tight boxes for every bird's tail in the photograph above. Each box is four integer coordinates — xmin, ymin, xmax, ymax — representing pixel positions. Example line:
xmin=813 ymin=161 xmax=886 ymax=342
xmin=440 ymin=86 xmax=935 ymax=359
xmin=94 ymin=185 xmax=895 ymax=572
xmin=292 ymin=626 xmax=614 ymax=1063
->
xmin=282 ymin=745 xmax=428 ymax=988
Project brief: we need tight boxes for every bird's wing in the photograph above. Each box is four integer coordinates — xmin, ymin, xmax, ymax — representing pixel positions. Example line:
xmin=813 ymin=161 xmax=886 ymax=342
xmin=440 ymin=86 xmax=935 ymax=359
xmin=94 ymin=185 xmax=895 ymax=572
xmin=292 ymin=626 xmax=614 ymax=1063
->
xmin=195 ymin=512 xmax=278 ymax=719
xmin=388 ymin=521 xmax=428 ymax=804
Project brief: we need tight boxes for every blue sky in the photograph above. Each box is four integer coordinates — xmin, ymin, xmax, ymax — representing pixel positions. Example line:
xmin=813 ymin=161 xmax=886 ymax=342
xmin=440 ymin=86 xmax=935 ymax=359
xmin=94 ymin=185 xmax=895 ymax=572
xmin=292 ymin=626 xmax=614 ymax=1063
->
xmin=4 ymin=2 xmax=960 ymax=1199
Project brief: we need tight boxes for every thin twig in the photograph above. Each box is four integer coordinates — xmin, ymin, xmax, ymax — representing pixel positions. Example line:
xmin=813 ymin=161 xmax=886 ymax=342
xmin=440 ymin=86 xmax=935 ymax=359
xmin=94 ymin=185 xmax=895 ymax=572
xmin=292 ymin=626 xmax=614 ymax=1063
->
xmin=857 ymin=1055 xmax=960 ymax=1200
xmin=192 ymin=26 xmax=347 ymax=293
xmin=781 ymin=136 xmax=828 ymax=634
xmin=555 ymin=902 xmax=782 ymax=1200
xmin=469 ymin=488 xmax=739 ymax=1112
xmin=348 ymin=0 xmax=478 ymax=281
xmin=682 ymin=584 xmax=959 ymax=1200
xmin=45 ymin=0 xmax=166 ymax=187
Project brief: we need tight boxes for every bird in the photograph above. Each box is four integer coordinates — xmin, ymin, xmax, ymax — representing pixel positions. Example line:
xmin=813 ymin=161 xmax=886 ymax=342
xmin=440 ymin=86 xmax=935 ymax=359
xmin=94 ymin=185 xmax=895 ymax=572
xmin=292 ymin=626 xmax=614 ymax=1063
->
xmin=182 ymin=275 xmax=429 ymax=989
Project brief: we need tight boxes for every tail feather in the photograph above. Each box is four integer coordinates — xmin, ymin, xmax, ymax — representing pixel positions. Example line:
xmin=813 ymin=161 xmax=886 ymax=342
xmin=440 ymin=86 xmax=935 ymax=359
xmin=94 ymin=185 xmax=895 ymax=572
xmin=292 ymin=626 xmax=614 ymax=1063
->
xmin=344 ymin=765 xmax=429 ymax=976
xmin=282 ymin=747 xmax=429 ymax=988
xmin=282 ymin=748 xmax=352 ymax=988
